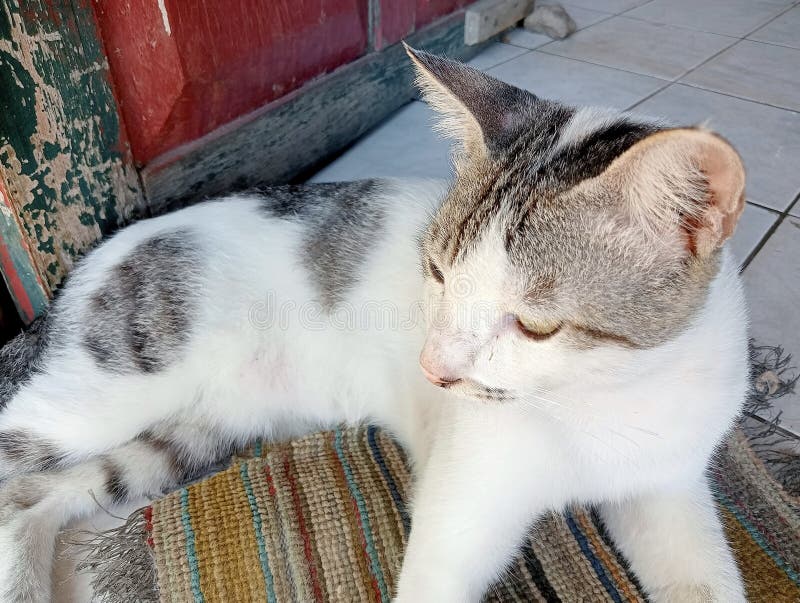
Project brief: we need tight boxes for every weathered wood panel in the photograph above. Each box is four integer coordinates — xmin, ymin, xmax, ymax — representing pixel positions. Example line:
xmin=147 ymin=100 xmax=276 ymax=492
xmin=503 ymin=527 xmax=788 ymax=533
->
xmin=0 ymin=177 xmax=45 ymax=323
xmin=0 ymin=0 xmax=143 ymax=321
xmin=465 ymin=0 xmax=533 ymax=45
xmin=141 ymin=11 xmax=493 ymax=211
xmin=416 ymin=0 xmax=467 ymax=28
xmin=95 ymin=0 xmax=370 ymax=165
xmin=373 ymin=0 xmax=416 ymax=50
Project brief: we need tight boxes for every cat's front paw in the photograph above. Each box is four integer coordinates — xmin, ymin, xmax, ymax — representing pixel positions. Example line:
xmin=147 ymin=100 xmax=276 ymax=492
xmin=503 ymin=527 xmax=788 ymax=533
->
xmin=649 ymin=583 xmax=746 ymax=603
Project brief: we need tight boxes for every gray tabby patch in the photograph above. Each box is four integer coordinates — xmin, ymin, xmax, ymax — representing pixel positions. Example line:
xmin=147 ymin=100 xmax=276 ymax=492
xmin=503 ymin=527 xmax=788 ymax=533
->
xmin=258 ymin=181 xmax=385 ymax=308
xmin=83 ymin=230 xmax=201 ymax=374
xmin=0 ymin=429 xmax=61 ymax=471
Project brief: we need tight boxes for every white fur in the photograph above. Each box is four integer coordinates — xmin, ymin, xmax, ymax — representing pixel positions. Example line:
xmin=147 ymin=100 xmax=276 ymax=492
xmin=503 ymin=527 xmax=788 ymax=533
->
xmin=550 ymin=107 xmax=621 ymax=156
xmin=0 ymin=178 xmax=748 ymax=602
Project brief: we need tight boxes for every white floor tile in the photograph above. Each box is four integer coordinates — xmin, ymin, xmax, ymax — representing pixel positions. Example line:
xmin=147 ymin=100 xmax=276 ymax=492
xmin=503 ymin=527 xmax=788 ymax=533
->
xmin=634 ymin=84 xmax=800 ymax=212
xmin=626 ymin=0 xmax=790 ymax=37
xmin=730 ymin=203 xmax=779 ymax=266
xmin=742 ymin=217 xmax=800 ymax=436
xmin=310 ymin=102 xmax=454 ymax=183
xmin=466 ymin=42 xmax=528 ymax=71
xmin=488 ymin=51 xmax=666 ymax=109
xmin=748 ymin=5 xmax=800 ymax=49
xmin=564 ymin=0 xmax=651 ymax=15
xmin=502 ymin=28 xmax=554 ymax=51
xmin=503 ymin=4 xmax=612 ymax=49
xmin=540 ymin=16 xmax=733 ymax=79
xmin=683 ymin=40 xmax=800 ymax=112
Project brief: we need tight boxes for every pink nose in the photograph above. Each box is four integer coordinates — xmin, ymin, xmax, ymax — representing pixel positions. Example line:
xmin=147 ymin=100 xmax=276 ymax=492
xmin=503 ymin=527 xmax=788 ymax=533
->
xmin=419 ymin=359 xmax=461 ymax=387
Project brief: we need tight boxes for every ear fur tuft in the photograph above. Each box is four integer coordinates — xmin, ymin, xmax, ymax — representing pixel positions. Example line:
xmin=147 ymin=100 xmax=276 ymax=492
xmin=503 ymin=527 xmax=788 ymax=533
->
xmin=603 ymin=128 xmax=746 ymax=257
xmin=404 ymin=44 xmax=537 ymax=163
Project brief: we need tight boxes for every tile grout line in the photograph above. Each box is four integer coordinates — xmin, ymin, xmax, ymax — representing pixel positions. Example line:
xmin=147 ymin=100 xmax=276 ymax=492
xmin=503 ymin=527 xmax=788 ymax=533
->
xmin=742 ymin=0 xmax=800 ymax=50
xmin=537 ymin=27 xmax=743 ymax=104
xmin=519 ymin=47 xmax=672 ymax=85
xmin=674 ymin=20 xmax=800 ymax=114
xmin=615 ymin=0 xmax=657 ymax=17
xmin=530 ymin=1 xmax=800 ymax=114
xmin=669 ymin=81 xmax=800 ymax=114
xmin=741 ymin=189 xmax=800 ymax=271
xmin=787 ymin=195 xmax=800 ymax=218
xmin=625 ymin=30 xmax=749 ymax=111
xmin=620 ymin=3 xmax=796 ymax=42
xmin=505 ymin=0 xmax=761 ymax=94
xmin=741 ymin=212 xmax=786 ymax=272
xmin=620 ymin=13 xmax=742 ymax=40
xmin=520 ymin=11 xmax=618 ymax=52
xmin=747 ymin=200 xmax=785 ymax=214
xmin=740 ymin=37 xmax=800 ymax=52
xmin=477 ymin=47 xmax=536 ymax=72
xmin=623 ymin=80 xmax=674 ymax=112
xmin=625 ymin=8 xmax=795 ymax=114
xmin=487 ymin=0 xmax=651 ymax=55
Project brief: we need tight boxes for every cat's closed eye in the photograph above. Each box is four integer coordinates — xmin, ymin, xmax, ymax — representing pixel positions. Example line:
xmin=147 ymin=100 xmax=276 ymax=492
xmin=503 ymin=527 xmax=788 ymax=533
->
xmin=428 ymin=258 xmax=445 ymax=284
xmin=515 ymin=317 xmax=562 ymax=341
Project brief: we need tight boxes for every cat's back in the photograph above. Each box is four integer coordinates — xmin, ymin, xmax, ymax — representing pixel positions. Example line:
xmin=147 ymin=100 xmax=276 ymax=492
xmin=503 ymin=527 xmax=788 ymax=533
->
xmin=57 ymin=179 xmax=443 ymax=307
xmin=20 ymin=179 xmax=444 ymax=380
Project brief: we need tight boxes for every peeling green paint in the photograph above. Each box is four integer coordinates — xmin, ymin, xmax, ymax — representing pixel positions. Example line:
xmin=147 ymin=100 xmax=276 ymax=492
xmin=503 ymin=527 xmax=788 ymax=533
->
xmin=0 ymin=0 xmax=144 ymax=321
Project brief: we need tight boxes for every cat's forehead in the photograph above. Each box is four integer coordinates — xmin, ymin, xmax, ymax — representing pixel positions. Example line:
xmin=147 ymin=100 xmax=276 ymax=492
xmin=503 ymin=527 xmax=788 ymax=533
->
xmin=451 ymin=220 xmax=515 ymax=299
xmin=427 ymin=105 xmax=660 ymax=264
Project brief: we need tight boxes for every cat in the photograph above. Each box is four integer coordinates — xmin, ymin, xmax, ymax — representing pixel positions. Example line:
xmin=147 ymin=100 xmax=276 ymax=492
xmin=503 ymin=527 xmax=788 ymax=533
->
xmin=0 ymin=45 xmax=748 ymax=602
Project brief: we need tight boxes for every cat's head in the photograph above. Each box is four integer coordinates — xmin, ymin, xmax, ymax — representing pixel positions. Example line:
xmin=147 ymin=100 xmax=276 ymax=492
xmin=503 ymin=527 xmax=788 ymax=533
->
xmin=406 ymin=46 xmax=746 ymax=401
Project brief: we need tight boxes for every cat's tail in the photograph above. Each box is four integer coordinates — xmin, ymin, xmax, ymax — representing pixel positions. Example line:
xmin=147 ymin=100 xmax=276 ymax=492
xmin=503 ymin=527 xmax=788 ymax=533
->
xmin=0 ymin=436 xmax=182 ymax=602
xmin=0 ymin=314 xmax=55 ymax=479
xmin=0 ymin=421 xmax=229 ymax=600
xmin=0 ymin=313 xmax=51 ymax=412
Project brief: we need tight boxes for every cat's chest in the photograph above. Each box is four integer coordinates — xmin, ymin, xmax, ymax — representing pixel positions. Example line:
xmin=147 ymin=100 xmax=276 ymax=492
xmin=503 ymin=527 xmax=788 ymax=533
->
xmin=469 ymin=404 xmax=711 ymax=504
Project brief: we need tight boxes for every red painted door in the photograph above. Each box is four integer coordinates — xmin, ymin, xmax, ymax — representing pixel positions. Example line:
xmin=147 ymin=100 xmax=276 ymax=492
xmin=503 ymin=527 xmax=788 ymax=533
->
xmin=94 ymin=0 xmax=371 ymax=165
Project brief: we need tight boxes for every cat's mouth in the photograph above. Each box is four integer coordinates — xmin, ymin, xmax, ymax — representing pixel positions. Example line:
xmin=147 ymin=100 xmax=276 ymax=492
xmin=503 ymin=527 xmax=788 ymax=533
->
xmin=440 ymin=378 xmax=512 ymax=404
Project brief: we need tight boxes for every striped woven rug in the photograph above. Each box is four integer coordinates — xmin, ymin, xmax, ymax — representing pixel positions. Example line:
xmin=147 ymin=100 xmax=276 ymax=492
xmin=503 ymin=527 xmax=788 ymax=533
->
xmin=85 ymin=424 xmax=800 ymax=602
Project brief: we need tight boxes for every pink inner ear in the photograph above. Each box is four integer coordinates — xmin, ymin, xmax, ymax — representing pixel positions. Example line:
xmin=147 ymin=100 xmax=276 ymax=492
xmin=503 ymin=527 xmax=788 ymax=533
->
xmin=690 ymin=138 xmax=746 ymax=257
xmin=500 ymin=110 xmax=523 ymax=132
xmin=703 ymin=145 xmax=745 ymax=240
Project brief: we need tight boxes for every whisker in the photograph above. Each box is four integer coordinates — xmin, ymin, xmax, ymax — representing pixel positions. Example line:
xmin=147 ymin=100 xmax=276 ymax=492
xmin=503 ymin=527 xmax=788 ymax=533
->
xmin=513 ymin=398 xmax=637 ymax=462
xmin=522 ymin=389 xmax=661 ymax=439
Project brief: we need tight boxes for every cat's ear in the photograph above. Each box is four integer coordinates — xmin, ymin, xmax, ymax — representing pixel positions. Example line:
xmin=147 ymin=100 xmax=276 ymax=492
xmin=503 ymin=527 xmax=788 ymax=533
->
xmin=404 ymin=44 xmax=536 ymax=160
xmin=604 ymin=128 xmax=745 ymax=258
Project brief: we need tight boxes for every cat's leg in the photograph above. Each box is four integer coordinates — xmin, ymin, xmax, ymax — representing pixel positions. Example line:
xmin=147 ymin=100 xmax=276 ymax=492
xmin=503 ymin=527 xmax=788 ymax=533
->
xmin=394 ymin=433 xmax=541 ymax=602
xmin=0 ymin=426 xmax=225 ymax=602
xmin=598 ymin=477 xmax=745 ymax=603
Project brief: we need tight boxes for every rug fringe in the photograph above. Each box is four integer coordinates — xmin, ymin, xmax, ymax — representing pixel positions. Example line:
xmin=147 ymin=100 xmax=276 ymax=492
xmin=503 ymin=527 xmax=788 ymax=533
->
xmin=72 ymin=507 xmax=159 ymax=602
xmin=743 ymin=341 xmax=800 ymax=496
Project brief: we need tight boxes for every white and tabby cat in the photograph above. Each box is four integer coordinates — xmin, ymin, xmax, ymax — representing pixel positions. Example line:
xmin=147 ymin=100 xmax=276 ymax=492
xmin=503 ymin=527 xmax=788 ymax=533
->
xmin=0 ymin=47 xmax=749 ymax=602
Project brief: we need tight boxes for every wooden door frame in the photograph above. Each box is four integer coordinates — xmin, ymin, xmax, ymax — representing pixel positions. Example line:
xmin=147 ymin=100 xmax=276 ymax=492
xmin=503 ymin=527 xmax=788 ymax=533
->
xmin=0 ymin=0 xmax=144 ymax=324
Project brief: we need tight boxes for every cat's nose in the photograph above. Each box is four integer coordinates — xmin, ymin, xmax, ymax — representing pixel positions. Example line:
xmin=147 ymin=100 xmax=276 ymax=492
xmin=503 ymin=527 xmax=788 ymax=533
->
xmin=419 ymin=358 xmax=461 ymax=387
